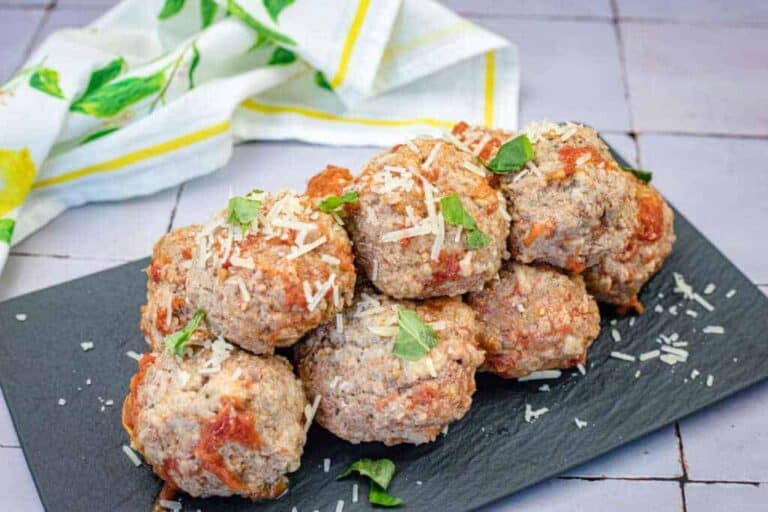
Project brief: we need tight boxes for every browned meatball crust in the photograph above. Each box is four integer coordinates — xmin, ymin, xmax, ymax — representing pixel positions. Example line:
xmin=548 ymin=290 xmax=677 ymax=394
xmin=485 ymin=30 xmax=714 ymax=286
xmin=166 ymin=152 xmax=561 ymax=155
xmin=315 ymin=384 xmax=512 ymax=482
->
xmin=140 ymin=225 xmax=211 ymax=351
xmin=584 ymin=179 xmax=675 ymax=311
xmin=295 ymin=289 xmax=485 ymax=445
xmin=466 ymin=263 xmax=600 ymax=379
xmin=185 ymin=190 xmax=356 ymax=354
xmin=122 ymin=345 xmax=307 ymax=500
xmin=347 ymin=137 xmax=510 ymax=299
xmin=453 ymin=121 xmax=639 ymax=275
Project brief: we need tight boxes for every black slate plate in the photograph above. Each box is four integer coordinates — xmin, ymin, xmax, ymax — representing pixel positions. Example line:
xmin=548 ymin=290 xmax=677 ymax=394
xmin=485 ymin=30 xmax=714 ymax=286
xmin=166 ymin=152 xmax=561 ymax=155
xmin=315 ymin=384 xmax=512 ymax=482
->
xmin=2 ymin=164 xmax=768 ymax=512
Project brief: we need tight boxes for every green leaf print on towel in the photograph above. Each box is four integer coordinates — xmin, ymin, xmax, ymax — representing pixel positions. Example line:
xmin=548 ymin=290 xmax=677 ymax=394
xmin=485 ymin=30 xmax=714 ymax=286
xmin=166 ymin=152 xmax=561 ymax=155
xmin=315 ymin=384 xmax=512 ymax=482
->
xmin=29 ymin=68 xmax=65 ymax=99
xmin=70 ymin=72 xmax=165 ymax=118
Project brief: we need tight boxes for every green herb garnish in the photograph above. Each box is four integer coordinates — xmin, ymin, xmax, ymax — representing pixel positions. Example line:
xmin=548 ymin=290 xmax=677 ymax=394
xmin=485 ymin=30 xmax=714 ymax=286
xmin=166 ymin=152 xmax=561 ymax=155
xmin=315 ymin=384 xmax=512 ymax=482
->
xmin=268 ymin=47 xmax=297 ymax=65
xmin=393 ymin=307 xmax=439 ymax=361
xmin=227 ymin=191 xmax=262 ymax=232
xmin=623 ymin=167 xmax=652 ymax=183
xmin=369 ymin=482 xmax=403 ymax=507
xmin=486 ymin=134 xmax=534 ymax=173
xmin=314 ymin=71 xmax=333 ymax=91
xmin=338 ymin=458 xmax=403 ymax=507
xmin=318 ymin=191 xmax=358 ymax=214
xmin=439 ymin=193 xmax=491 ymax=250
xmin=337 ymin=458 xmax=396 ymax=489
xmin=163 ymin=310 xmax=205 ymax=356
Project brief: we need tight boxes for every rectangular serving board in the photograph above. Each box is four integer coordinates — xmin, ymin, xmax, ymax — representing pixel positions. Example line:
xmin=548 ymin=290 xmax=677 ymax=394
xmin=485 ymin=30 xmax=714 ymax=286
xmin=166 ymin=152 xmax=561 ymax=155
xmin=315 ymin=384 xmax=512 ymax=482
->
xmin=1 ymin=150 xmax=767 ymax=512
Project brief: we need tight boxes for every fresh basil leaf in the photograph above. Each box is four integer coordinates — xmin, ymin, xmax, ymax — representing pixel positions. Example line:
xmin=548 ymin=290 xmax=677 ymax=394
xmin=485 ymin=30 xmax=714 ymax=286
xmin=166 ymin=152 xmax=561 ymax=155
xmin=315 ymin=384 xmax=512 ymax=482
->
xmin=440 ymin=193 xmax=478 ymax=231
xmin=227 ymin=0 xmax=296 ymax=46
xmin=227 ymin=194 xmax=262 ymax=231
xmin=70 ymin=71 xmax=165 ymax=118
xmin=0 ymin=219 xmax=15 ymax=244
xmin=158 ymin=0 xmax=186 ymax=19
xmin=318 ymin=191 xmax=358 ymax=213
xmin=440 ymin=193 xmax=491 ymax=250
xmin=263 ymin=0 xmax=295 ymax=22
xmin=163 ymin=309 xmax=205 ymax=356
xmin=369 ymin=482 xmax=403 ymax=507
xmin=337 ymin=458 xmax=396 ymax=490
xmin=314 ymin=71 xmax=333 ymax=91
xmin=623 ymin=167 xmax=652 ymax=183
xmin=82 ymin=58 xmax=125 ymax=98
xmin=393 ymin=307 xmax=439 ymax=361
xmin=188 ymin=44 xmax=201 ymax=89
xmin=80 ymin=127 xmax=120 ymax=145
xmin=486 ymin=134 xmax=534 ymax=173
xmin=200 ymin=0 xmax=218 ymax=27
xmin=466 ymin=229 xmax=492 ymax=250
xmin=268 ymin=47 xmax=297 ymax=65
xmin=29 ymin=68 xmax=65 ymax=99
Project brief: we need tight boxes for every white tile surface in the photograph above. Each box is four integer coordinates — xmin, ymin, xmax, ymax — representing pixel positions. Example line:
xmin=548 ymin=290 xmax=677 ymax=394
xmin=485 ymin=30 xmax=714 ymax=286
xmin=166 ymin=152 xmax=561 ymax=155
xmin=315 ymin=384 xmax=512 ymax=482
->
xmin=601 ymin=133 xmax=637 ymax=166
xmin=679 ymin=380 xmax=768 ymax=482
xmin=0 ymin=9 xmax=44 ymax=82
xmin=638 ymin=135 xmax=768 ymax=283
xmin=686 ymin=482 xmax=768 ymax=512
xmin=0 ymin=255 xmax=119 ymax=302
xmin=13 ymin=189 xmax=179 ymax=261
xmin=617 ymin=0 xmax=768 ymax=24
xmin=562 ymin=426 xmax=682 ymax=479
xmin=0 ymin=448 xmax=43 ymax=511
xmin=470 ymin=17 xmax=631 ymax=131
xmin=0 ymin=390 xmax=19 ymax=447
xmin=29 ymin=5 xmax=102 ymax=47
xmin=172 ymin=141 xmax=376 ymax=228
xmin=488 ymin=478 xmax=683 ymax=512
xmin=441 ymin=0 xmax=612 ymax=18
xmin=622 ymin=22 xmax=768 ymax=135
xmin=760 ymin=286 xmax=767 ymax=297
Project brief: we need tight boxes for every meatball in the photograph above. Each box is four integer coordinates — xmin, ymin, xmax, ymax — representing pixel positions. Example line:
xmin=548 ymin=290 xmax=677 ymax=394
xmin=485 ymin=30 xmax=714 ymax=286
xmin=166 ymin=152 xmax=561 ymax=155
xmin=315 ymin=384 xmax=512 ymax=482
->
xmin=453 ymin=121 xmax=638 ymax=274
xmin=140 ymin=226 xmax=211 ymax=351
xmin=584 ymin=179 xmax=675 ymax=312
xmin=185 ymin=189 xmax=356 ymax=354
xmin=295 ymin=288 xmax=485 ymax=445
xmin=347 ymin=137 xmax=510 ymax=298
xmin=122 ymin=343 xmax=308 ymax=500
xmin=466 ymin=262 xmax=600 ymax=379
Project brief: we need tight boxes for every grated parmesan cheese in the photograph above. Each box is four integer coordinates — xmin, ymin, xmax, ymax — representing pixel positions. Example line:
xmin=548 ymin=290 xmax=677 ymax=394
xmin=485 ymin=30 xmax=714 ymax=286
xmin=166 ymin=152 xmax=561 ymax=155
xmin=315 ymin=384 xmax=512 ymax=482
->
xmin=725 ymin=289 xmax=736 ymax=298
xmin=639 ymin=350 xmax=660 ymax=361
xmin=690 ymin=369 xmax=700 ymax=380
xmin=15 ymin=313 xmax=27 ymax=322
xmin=352 ymin=483 xmax=359 ymax=503
xmin=122 ymin=445 xmax=142 ymax=467
xmin=685 ymin=309 xmax=699 ymax=318
xmin=422 ymin=142 xmax=442 ymax=170
xmin=321 ymin=254 xmax=341 ymax=266
xmin=287 ymin=235 xmax=327 ymax=260
xmin=577 ymin=364 xmax=586 ymax=375
xmin=336 ymin=500 xmax=344 ymax=512
xmin=704 ymin=283 xmax=716 ymax=295
xmin=611 ymin=328 xmax=621 ymax=342
xmin=610 ymin=351 xmax=636 ymax=362
xmin=524 ymin=403 xmax=549 ymax=423
xmin=304 ymin=394 xmax=322 ymax=433
xmin=80 ymin=342 xmax=94 ymax=352
xmin=159 ymin=500 xmax=181 ymax=511
xmin=702 ymin=325 xmax=725 ymax=334
xmin=323 ymin=458 xmax=331 ymax=473
xmin=336 ymin=313 xmax=344 ymax=333
xmin=574 ymin=418 xmax=588 ymax=429
xmin=518 ymin=370 xmax=562 ymax=381
xmin=539 ymin=384 xmax=551 ymax=392
xmin=706 ymin=375 xmax=714 ymax=387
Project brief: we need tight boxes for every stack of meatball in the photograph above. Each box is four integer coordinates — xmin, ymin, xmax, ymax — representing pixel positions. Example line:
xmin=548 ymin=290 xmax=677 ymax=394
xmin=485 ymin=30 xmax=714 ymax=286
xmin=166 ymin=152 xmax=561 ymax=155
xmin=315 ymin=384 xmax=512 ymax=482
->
xmin=122 ymin=121 xmax=675 ymax=501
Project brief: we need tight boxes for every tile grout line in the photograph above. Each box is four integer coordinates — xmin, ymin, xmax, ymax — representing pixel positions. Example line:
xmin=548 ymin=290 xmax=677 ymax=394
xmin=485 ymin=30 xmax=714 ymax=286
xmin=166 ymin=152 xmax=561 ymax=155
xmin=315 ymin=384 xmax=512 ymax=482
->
xmin=609 ymin=0 xmax=636 ymax=137
xmin=674 ymin=422 xmax=690 ymax=512
xmin=165 ymin=184 xmax=185 ymax=233
xmin=559 ymin=475 xmax=764 ymax=486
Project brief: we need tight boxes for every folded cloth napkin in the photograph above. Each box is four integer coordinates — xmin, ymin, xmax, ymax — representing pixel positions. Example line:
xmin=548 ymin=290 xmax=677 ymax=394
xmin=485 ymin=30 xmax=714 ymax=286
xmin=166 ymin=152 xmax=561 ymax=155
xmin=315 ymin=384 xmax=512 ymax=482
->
xmin=0 ymin=0 xmax=518 ymax=275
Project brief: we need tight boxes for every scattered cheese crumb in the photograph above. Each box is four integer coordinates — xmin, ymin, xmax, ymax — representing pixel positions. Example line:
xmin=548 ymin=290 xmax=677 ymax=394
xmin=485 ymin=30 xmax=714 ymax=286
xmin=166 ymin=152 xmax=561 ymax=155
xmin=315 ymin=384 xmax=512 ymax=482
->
xmin=577 ymin=363 xmax=586 ymax=375
xmin=15 ymin=313 xmax=27 ymax=322
xmin=86 ymin=378 xmax=91 ymax=386
xmin=660 ymin=354 xmax=681 ymax=365
xmin=639 ymin=350 xmax=660 ymax=361
xmin=704 ymin=283 xmax=716 ymax=295
xmin=538 ymin=384 xmax=551 ymax=392
xmin=352 ymin=483 xmax=359 ymax=503
xmin=336 ymin=499 xmax=344 ymax=512
xmin=574 ymin=418 xmax=588 ymax=429
xmin=706 ymin=375 xmax=714 ymax=387
xmin=159 ymin=500 xmax=181 ymax=511
xmin=323 ymin=458 xmax=331 ymax=473
xmin=690 ymin=369 xmax=700 ymax=380
xmin=518 ymin=370 xmax=562 ymax=381
xmin=702 ymin=325 xmax=725 ymax=334
xmin=126 ymin=351 xmax=142 ymax=361
xmin=654 ymin=304 xmax=664 ymax=313
xmin=611 ymin=328 xmax=621 ymax=342
xmin=122 ymin=445 xmax=142 ymax=467
xmin=685 ymin=309 xmax=699 ymax=318
xmin=524 ymin=403 xmax=549 ymax=423
xmin=610 ymin=319 xmax=617 ymax=326
xmin=668 ymin=305 xmax=678 ymax=315
xmin=629 ymin=317 xmax=636 ymax=327
xmin=80 ymin=342 xmax=94 ymax=352
xmin=634 ymin=370 xmax=641 ymax=378
xmin=610 ymin=351 xmax=636 ymax=362
xmin=58 ymin=398 xmax=66 ymax=406
xmin=725 ymin=289 xmax=736 ymax=298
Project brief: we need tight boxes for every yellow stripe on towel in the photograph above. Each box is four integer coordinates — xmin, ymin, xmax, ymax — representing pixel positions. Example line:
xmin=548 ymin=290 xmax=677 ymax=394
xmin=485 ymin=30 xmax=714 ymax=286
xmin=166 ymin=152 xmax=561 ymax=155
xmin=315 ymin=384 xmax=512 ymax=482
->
xmin=330 ymin=0 xmax=372 ymax=89
xmin=483 ymin=51 xmax=496 ymax=128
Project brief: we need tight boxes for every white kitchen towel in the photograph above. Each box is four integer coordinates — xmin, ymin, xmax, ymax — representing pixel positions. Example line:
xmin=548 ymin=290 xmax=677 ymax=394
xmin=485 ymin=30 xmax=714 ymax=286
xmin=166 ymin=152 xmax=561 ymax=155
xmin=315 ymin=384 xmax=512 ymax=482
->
xmin=0 ymin=0 xmax=519 ymax=275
